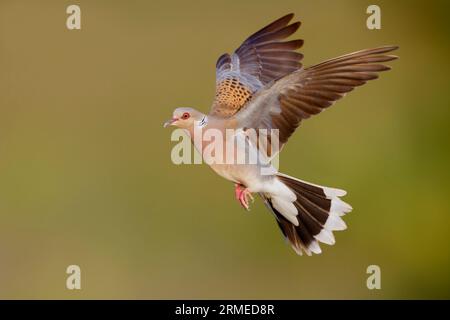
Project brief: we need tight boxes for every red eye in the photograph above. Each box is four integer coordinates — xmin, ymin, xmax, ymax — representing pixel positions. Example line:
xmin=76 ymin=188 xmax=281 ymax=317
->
xmin=181 ymin=112 xmax=190 ymax=120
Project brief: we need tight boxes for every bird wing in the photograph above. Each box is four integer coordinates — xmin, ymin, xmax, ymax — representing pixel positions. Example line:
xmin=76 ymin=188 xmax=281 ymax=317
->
xmin=234 ymin=46 xmax=399 ymax=157
xmin=209 ymin=13 xmax=304 ymax=118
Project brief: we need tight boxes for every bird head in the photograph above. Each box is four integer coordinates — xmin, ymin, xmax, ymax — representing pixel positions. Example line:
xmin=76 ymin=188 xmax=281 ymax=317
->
xmin=163 ymin=107 xmax=205 ymax=129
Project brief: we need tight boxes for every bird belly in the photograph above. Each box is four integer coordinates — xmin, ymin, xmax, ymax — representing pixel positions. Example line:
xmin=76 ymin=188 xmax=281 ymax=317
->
xmin=193 ymin=125 xmax=278 ymax=191
xmin=209 ymin=163 xmax=275 ymax=192
xmin=209 ymin=163 xmax=244 ymax=184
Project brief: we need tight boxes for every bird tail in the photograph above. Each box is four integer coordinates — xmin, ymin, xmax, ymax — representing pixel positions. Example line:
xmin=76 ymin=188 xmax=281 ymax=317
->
xmin=261 ymin=173 xmax=353 ymax=256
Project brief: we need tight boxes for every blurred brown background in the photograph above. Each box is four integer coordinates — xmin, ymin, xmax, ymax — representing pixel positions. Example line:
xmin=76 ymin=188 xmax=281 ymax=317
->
xmin=0 ymin=0 xmax=449 ymax=299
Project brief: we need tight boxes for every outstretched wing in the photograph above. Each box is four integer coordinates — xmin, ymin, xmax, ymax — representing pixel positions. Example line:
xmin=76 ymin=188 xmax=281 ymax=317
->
xmin=210 ymin=13 xmax=304 ymax=118
xmin=236 ymin=46 xmax=399 ymax=155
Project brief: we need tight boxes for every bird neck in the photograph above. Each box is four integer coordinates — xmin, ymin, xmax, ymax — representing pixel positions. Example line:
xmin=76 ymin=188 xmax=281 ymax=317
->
xmin=186 ymin=115 xmax=208 ymax=146
xmin=196 ymin=115 xmax=208 ymax=128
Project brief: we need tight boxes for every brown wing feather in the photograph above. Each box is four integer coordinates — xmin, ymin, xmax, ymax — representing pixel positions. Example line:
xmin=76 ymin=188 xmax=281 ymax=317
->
xmin=236 ymin=46 xmax=399 ymax=155
xmin=210 ymin=14 xmax=304 ymax=118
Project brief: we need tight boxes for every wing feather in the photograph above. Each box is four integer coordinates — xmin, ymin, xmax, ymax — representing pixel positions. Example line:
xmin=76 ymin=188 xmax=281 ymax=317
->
xmin=235 ymin=46 xmax=399 ymax=156
xmin=210 ymin=14 xmax=304 ymax=118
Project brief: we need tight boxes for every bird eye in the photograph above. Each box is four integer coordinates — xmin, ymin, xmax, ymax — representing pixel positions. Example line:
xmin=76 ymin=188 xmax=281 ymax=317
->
xmin=181 ymin=112 xmax=190 ymax=120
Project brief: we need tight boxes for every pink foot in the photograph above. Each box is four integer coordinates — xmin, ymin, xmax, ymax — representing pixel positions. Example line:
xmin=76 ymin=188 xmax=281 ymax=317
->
xmin=234 ymin=184 xmax=254 ymax=211
xmin=234 ymin=184 xmax=243 ymax=202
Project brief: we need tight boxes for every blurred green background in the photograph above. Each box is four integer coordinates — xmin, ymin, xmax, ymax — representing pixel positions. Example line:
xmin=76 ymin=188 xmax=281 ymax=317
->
xmin=0 ymin=0 xmax=449 ymax=299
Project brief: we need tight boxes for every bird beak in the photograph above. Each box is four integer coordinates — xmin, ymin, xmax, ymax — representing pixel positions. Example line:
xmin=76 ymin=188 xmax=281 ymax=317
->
xmin=163 ymin=117 xmax=178 ymax=128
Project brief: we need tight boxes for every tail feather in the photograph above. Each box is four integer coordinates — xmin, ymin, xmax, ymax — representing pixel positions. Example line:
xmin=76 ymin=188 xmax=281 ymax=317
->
xmin=265 ymin=197 xmax=320 ymax=256
xmin=262 ymin=173 xmax=352 ymax=255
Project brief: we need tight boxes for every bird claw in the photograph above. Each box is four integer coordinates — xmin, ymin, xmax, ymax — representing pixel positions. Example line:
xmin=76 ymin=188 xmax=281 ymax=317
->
xmin=234 ymin=184 xmax=254 ymax=211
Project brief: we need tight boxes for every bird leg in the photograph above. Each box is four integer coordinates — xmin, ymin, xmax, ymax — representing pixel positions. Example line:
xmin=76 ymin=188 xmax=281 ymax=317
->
xmin=234 ymin=183 xmax=254 ymax=211
xmin=234 ymin=184 xmax=243 ymax=202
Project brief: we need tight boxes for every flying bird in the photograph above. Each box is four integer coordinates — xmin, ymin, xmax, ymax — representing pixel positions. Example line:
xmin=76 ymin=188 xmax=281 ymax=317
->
xmin=164 ymin=13 xmax=398 ymax=255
